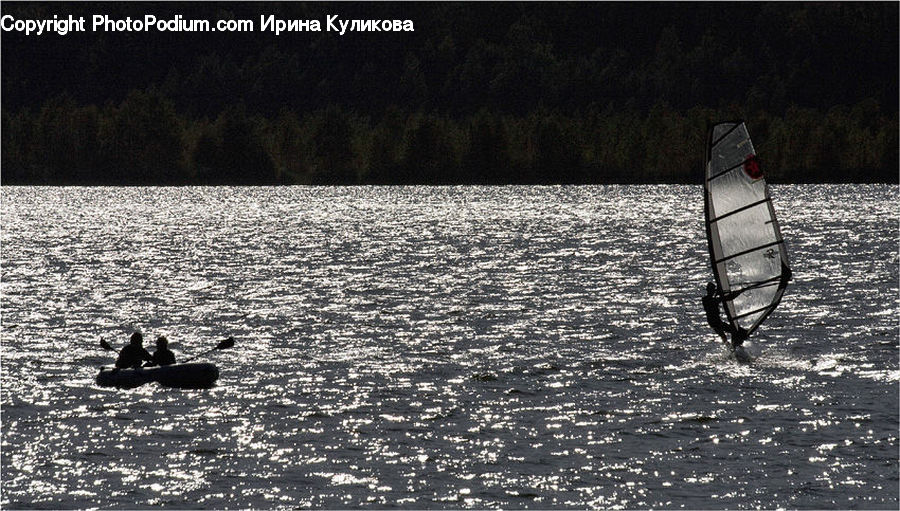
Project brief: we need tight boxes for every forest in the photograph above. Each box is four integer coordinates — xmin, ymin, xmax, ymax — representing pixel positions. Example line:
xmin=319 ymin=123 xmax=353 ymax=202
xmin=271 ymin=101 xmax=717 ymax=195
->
xmin=2 ymin=2 xmax=897 ymax=185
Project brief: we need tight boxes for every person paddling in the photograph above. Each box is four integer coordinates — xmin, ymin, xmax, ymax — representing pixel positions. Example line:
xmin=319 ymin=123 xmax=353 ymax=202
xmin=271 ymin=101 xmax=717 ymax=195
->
xmin=115 ymin=332 xmax=153 ymax=369
xmin=150 ymin=336 xmax=176 ymax=366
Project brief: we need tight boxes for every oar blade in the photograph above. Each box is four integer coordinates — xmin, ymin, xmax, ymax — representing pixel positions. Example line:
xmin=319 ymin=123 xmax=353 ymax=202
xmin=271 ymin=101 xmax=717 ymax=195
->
xmin=100 ymin=338 xmax=114 ymax=351
xmin=217 ymin=337 xmax=235 ymax=350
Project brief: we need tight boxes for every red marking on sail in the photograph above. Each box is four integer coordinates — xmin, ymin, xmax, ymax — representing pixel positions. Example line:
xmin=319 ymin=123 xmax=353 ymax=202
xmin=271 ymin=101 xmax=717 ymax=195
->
xmin=744 ymin=154 xmax=762 ymax=179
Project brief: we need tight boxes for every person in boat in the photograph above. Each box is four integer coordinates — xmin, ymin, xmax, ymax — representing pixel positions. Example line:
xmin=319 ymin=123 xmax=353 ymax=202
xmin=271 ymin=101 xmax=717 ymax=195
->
xmin=115 ymin=332 xmax=153 ymax=369
xmin=149 ymin=336 xmax=176 ymax=366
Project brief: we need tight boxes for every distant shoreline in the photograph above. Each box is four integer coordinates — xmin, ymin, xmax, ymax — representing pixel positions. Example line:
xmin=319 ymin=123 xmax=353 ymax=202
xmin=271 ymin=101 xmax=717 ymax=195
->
xmin=3 ymin=100 xmax=896 ymax=187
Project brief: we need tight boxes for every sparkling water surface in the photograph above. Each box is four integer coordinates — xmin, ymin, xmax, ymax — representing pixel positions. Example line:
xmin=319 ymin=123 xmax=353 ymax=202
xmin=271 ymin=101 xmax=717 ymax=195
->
xmin=1 ymin=185 xmax=897 ymax=509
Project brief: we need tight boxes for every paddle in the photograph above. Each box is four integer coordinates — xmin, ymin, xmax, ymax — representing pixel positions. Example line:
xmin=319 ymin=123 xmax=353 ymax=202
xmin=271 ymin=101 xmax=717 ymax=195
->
xmin=98 ymin=338 xmax=119 ymax=371
xmin=181 ymin=336 xmax=235 ymax=364
xmin=99 ymin=336 xmax=235 ymax=364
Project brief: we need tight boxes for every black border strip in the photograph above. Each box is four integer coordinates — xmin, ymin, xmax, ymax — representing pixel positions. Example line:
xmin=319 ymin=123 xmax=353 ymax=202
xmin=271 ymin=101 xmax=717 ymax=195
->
xmin=715 ymin=239 xmax=784 ymax=264
xmin=708 ymin=197 xmax=772 ymax=224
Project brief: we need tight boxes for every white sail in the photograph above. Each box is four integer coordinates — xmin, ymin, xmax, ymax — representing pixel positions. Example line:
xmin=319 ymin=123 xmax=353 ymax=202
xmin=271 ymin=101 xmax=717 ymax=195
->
xmin=704 ymin=121 xmax=791 ymax=335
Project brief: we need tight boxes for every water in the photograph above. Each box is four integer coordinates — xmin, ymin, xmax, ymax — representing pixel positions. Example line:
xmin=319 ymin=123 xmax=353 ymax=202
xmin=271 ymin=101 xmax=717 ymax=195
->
xmin=1 ymin=184 xmax=897 ymax=509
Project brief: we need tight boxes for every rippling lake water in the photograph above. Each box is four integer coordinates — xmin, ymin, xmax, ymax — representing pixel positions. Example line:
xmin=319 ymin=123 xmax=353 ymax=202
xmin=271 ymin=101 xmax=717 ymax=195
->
xmin=1 ymin=185 xmax=897 ymax=509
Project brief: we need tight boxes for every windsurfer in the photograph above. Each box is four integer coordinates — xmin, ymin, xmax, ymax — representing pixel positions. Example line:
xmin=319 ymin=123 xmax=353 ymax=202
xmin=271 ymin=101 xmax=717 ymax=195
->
xmin=703 ymin=282 xmax=731 ymax=345
xmin=703 ymin=282 xmax=751 ymax=350
xmin=115 ymin=331 xmax=153 ymax=369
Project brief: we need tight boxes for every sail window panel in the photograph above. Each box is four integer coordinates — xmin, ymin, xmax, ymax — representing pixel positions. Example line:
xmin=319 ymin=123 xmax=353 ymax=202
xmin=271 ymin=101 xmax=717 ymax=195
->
xmin=735 ymin=311 xmax=766 ymax=330
xmin=715 ymin=205 xmax=780 ymax=262
xmin=727 ymin=256 xmax=781 ymax=320
xmin=708 ymin=166 xmax=767 ymax=217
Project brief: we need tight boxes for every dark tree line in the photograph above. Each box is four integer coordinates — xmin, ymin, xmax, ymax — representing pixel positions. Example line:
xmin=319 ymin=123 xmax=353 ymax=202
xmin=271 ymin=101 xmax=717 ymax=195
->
xmin=2 ymin=2 xmax=897 ymax=184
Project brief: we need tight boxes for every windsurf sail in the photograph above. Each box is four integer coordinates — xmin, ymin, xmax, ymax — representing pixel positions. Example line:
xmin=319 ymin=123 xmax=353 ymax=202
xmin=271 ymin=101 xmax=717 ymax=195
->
xmin=704 ymin=121 xmax=791 ymax=336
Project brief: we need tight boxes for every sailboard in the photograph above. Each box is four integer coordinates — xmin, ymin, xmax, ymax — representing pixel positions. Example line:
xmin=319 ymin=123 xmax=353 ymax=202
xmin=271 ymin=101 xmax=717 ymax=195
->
xmin=704 ymin=121 xmax=791 ymax=337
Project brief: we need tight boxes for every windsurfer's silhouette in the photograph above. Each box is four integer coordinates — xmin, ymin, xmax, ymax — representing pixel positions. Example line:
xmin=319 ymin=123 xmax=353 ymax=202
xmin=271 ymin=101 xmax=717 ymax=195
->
xmin=703 ymin=282 xmax=731 ymax=346
xmin=702 ymin=282 xmax=749 ymax=350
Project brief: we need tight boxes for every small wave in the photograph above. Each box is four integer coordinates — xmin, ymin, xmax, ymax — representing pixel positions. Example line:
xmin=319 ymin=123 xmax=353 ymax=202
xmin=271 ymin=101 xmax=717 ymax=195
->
xmin=472 ymin=372 xmax=498 ymax=382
